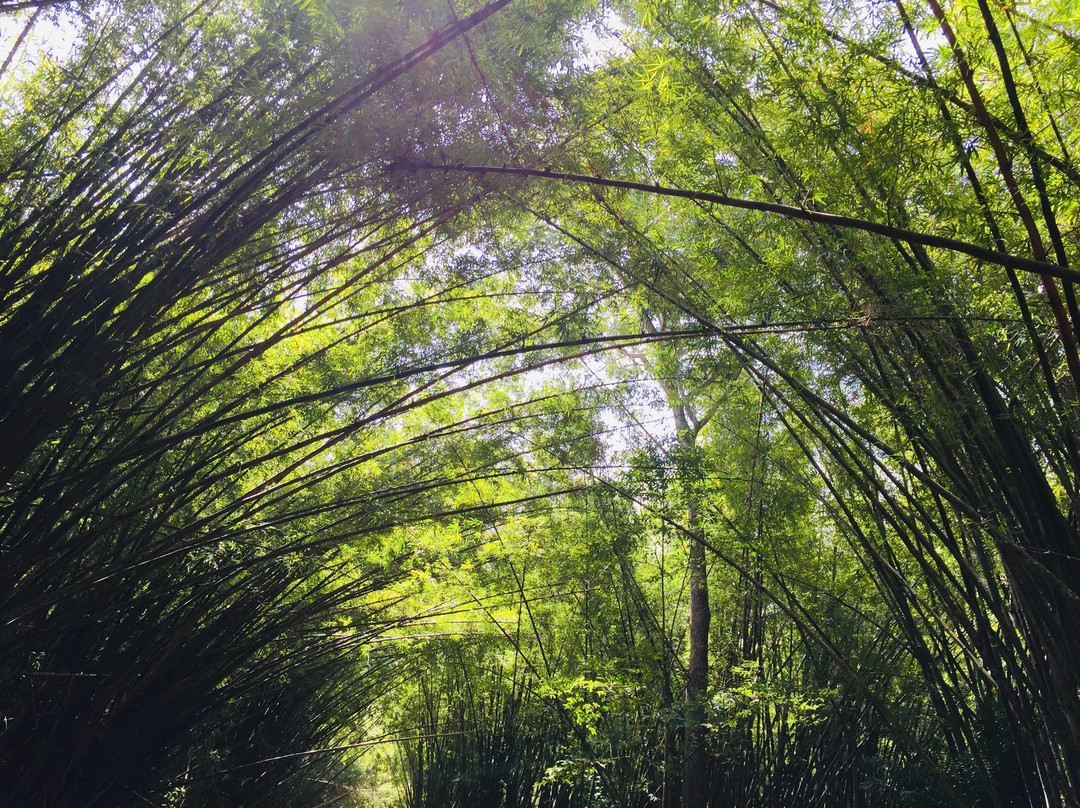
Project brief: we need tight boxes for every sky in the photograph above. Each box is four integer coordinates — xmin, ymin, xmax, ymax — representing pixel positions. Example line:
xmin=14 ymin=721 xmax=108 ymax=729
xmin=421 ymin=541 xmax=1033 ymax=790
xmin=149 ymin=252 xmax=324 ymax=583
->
xmin=0 ymin=6 xmax=78 ymax=101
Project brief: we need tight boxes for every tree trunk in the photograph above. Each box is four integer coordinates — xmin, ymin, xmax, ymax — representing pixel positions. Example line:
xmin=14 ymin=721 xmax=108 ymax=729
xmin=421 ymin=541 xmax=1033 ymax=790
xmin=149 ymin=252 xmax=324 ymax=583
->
xmin=672 ymin=408 xmax=710 ymax=808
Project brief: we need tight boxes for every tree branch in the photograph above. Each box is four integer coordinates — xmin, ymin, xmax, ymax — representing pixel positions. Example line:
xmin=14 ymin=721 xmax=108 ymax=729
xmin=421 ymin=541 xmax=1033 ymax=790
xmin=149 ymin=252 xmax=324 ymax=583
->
xmin=399 ymin=163 xmax=1080 ymax=284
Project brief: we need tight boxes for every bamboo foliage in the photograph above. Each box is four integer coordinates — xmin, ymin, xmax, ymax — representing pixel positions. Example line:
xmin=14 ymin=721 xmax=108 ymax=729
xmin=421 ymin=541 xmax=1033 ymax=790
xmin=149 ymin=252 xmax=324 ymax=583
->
xmin=385 ymin=0 xmax=1080 ymax=800
xmin=0 ymin=0 xmax=599 ymax=804
xmin=535 ymin=0 xmax=1080 ymax=801
xmin=5 ymin=0 xmax=1080 ymax=804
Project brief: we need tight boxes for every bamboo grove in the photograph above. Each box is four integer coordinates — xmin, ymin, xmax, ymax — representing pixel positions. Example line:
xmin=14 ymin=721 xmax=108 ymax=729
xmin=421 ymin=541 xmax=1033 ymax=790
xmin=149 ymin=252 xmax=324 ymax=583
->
xmin=1 ymin=0 xmax=1078 ymax=805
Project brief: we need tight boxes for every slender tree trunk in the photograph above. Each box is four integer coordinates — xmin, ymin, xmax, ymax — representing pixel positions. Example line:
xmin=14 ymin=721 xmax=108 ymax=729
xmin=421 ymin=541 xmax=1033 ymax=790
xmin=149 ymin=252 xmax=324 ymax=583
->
xmin=670 ymin=405 xmax=710 ymax=808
